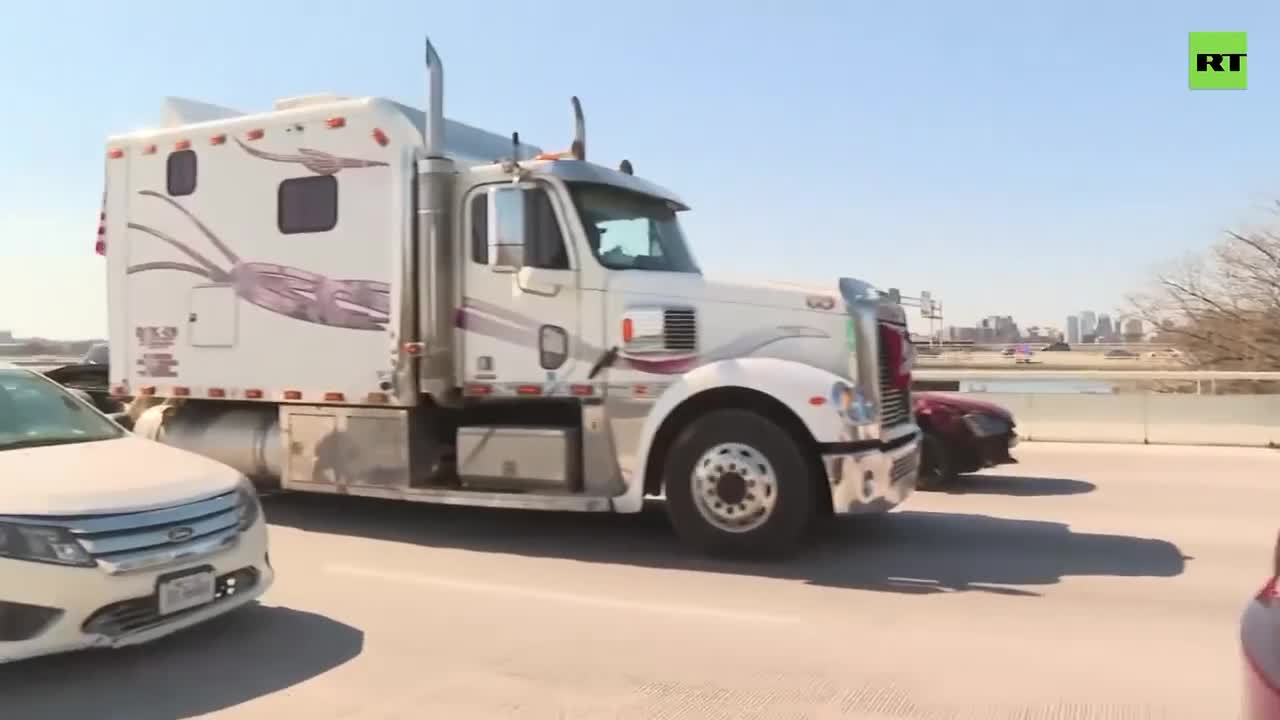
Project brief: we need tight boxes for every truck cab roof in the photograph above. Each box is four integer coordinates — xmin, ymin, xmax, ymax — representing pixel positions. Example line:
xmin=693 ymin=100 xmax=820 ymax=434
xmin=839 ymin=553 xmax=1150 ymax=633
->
xmin=467 ymin=158 xmax=690 ymax=210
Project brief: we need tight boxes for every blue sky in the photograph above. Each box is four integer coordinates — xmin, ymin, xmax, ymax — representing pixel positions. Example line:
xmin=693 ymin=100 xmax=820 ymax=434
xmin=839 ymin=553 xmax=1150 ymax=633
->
xmin=1 ymin=0 xmax=1276 ymax=339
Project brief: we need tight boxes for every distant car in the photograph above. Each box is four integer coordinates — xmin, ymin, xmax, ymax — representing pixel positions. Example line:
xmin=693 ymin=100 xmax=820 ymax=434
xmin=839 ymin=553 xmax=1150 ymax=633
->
xmin=1243 ymin=530 xmax=1280 ymax=719
xmin=80 ymin=343 xmax=109 ymax=365
xmin=914 ymin=392 xmax=1018 ymax=490
xmin=1000 ymin=347 xmax=1015 ymax=357
xmin=40 ymin=343 xmax=118 ymax=416
xmin=0 ymin=365 xmax=273 ymax=664
xmin=1042 ymin=341 xmax=1070 ymax=351
xmin=1105 ymin=349 xmax=1138 ymax=359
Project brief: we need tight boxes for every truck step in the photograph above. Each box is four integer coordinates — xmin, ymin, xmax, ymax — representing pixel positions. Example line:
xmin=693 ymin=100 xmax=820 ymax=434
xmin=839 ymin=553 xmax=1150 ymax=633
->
xmin=282 ymin=480 xmax=613 ymax=512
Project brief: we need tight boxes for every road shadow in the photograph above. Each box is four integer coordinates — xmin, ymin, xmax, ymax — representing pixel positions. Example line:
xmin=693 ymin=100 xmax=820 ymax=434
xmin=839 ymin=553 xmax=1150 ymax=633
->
xmin=263 ymin=495 xmax=1186 ymax=598
xmin=942 ymin=474 xmax=1097 ymax=497
xmin=0 ymin=604 xmax=363 ymax=720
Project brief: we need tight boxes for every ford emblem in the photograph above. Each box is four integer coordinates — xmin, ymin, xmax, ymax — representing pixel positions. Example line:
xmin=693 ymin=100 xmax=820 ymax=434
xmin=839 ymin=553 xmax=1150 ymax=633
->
xmin=168 ymin=526 xmax=194 ymax=543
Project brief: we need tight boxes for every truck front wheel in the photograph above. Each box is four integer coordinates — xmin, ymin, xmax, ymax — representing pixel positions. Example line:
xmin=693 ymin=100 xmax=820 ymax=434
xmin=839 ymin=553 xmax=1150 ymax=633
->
xmin=662 ymin=409 xmax=818 ymax=558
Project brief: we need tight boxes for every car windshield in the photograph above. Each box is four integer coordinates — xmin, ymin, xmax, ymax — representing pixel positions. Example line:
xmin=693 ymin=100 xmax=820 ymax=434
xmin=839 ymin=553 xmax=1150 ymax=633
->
xmin=0 ymin=370 xmax=124 ymax=451
xmin=568 ymin=182 xmax=701 ymax=274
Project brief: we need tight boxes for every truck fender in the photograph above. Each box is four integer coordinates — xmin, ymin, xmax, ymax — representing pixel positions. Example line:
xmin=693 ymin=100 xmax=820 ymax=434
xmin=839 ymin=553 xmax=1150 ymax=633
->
xmin=612 ymin=357 xmax=849 ymax=513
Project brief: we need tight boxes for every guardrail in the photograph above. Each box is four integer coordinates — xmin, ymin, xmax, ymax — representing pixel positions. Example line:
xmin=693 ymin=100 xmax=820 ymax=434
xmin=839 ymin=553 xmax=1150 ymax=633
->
xmin=917 ymin=370 xmax=1280 ymax=448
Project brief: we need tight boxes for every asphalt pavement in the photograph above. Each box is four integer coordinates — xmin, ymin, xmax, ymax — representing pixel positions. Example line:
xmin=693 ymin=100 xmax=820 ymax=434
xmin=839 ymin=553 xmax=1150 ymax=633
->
xmin=1 ymin=442 xmax=1275 ymax=719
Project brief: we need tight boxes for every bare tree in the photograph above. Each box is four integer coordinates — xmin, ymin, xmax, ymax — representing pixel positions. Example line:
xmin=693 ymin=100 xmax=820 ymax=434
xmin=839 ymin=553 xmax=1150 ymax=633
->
xmin=1129 ymin=205 xmax=1280 ymax=371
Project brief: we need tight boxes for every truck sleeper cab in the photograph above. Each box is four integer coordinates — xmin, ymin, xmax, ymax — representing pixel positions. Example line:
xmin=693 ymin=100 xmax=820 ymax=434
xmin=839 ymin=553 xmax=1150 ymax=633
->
xmin=102 ymin=37 xmax=920 ymax=557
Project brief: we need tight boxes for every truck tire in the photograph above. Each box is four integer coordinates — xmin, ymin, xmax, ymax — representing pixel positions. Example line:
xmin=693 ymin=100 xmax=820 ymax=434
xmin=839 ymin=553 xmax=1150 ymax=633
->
xmin=917 ymin=430 xmax=955 ymax=490
xmin=662 ymin=409 xmax=818 ymax=558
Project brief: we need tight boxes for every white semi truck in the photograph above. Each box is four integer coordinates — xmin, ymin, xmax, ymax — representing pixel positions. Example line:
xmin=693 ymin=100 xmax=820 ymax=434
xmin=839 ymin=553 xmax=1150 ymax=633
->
xmin=99 ymin=37 xmax=921 ymax=556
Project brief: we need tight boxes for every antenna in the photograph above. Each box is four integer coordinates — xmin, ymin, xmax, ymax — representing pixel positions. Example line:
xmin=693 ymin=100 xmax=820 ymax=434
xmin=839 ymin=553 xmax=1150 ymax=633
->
xmin=503 ymin=132 xmax=524 ymax=176
xmin=619 ymin=159 xmax=634 ymax=175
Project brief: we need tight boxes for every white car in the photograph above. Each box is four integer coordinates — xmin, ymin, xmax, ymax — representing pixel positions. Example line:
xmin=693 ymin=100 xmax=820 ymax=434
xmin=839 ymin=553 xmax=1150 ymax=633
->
xmin=0 ymin=366 xmax=272 ymax=663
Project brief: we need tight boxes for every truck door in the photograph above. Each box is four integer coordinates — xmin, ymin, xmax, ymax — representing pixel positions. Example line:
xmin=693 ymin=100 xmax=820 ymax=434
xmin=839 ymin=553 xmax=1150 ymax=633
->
xmin=459 ymin=182 xmax=582 ymax=392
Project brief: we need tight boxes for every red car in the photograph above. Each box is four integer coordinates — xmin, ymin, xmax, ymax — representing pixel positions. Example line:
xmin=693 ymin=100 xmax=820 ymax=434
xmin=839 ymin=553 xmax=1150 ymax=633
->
xmin=1244 ymin=531 xmax=1280 ymax=719
xmin=913 ymin=392 xmax=1018 ymax=490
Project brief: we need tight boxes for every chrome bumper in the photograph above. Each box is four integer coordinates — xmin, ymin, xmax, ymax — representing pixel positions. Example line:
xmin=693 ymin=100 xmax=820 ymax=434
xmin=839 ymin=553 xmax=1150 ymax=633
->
xmin=823 ymin=430 xmax=921 ymax=515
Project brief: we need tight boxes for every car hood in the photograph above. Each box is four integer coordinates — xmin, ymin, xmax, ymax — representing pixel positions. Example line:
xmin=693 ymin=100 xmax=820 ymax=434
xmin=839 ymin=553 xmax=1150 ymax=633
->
xmin=914 ymin=392 xmax=1014 ymax=421
xmin=0 ymin=436 xmax=241 ymax=517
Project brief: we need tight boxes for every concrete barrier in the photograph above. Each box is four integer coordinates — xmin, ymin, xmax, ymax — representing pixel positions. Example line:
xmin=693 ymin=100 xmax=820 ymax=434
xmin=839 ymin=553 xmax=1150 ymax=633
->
xmin=937 ymin=391 xmax=1280 ymax=448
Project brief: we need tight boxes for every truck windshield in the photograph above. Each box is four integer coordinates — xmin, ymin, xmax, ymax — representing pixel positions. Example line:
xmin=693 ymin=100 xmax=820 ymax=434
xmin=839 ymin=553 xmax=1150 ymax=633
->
xmin=0 ymin=370 xmax=124 ymax=451
xmin=568 ymin=182 xmax=701 ymax=274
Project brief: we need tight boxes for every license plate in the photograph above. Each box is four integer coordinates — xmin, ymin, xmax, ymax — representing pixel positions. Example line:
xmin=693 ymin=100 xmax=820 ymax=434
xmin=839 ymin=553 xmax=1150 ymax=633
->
xmin=158 ymin=571 xmax=216 ymax=616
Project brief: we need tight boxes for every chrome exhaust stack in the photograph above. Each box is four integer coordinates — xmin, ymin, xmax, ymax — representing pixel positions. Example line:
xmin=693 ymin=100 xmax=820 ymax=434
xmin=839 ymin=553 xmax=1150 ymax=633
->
xmin=424 ymin=37 xmax=445 ymax=158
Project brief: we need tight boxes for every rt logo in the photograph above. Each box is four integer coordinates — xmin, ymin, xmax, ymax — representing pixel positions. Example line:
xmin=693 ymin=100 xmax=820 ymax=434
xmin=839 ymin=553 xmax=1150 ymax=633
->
xmin=1189 ymin=32 xmax=1247 ymax=90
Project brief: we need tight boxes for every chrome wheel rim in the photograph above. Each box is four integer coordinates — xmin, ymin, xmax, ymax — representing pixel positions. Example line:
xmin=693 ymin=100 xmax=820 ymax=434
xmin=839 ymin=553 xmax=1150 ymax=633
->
xmin=690 ymin=442 xmax=778 ymax=533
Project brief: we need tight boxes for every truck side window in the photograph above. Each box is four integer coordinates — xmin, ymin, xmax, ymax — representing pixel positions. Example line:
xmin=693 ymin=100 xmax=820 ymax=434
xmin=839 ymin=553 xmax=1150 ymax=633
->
xmin=167 ymin=150 xmax=197 ymax=197
xmin=278 ymin=175 xmax=338 ymax=234
xmin=470 ymin=193 xmax=488 ymax=265
xmin=525 ymin=190 xmax=569 ymax=270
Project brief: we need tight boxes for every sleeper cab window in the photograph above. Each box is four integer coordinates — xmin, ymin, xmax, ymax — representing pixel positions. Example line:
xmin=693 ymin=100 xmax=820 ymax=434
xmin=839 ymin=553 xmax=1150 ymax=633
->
xmin=166 ymin=150 xmax=197 ymax=197
xmin=471 ymin=193 xmax=488 ymax=264
xmin=278 ymin=175 xmax=338 ymax=234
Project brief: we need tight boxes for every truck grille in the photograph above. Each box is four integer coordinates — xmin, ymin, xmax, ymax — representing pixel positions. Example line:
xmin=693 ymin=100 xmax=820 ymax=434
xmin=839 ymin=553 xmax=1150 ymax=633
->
xmin=891 ymin=451 xmax=920 ymax=484
xmin=663 ymin=309 xmax=697 ymax=352
xmin=878 ymin=326 xmax=912 ymax=428
xmin=37 ymin=491 xmax=242 ymax=574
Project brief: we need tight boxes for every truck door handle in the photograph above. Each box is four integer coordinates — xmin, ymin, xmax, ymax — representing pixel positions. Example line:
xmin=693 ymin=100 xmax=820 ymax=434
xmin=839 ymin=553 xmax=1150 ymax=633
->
xmin=516 ymin=267 xmax=564 ymax=298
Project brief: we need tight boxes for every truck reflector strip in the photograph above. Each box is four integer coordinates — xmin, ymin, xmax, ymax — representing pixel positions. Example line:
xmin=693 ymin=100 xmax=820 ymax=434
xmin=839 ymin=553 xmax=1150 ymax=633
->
xmin=283 ymin=390 xmax=303 ymax=400
xmin=325 ymin=117 xmax=346 ymax=129
xmin=244 ymin=389 xmax=264 ymax=399
xmin=516 ymin=385 xmax=542 ymax=396
xmin=107 ymin=148 xmax=124 ymax=159
xmin=174 ymin=139 xmax=191 ymax=150
xmin=138 ymin=386 xmax=156 ymax=396
xmin=210 ymin=133 xmax=227 ymax=146
xmin=323 ymin=392 xmax=345 ymax=402
xmin=372 ymin=128 xmax=389 ymax=146
xmin=570 ymin=384 xmax=594 ymax=397
xmin=172 ymin=386 xmax=191 ymax=397
xmin=143 ymin=144 xmax=157 ymax=155
xmin=246 ymin=129 xmax=265 ymax=141
xmin=464 ymin=384 xmax=493 ymax=396
xmin=366 ymin=392 xmax=390 ymax=404
xmin=207 ymin=388 xmax=227 ymax=398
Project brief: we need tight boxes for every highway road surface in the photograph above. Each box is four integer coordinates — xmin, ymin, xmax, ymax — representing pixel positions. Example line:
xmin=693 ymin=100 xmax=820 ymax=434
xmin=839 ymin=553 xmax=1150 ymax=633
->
xmin=1 ymin=442 xmax=1276 ymax=719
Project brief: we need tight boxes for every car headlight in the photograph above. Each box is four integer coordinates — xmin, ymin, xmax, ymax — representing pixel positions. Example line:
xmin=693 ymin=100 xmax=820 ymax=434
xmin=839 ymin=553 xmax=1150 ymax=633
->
xmin=0 ymin=522 xmax=95 ymax=567
xmin=235 ymin=477 xmax=262 ymax=531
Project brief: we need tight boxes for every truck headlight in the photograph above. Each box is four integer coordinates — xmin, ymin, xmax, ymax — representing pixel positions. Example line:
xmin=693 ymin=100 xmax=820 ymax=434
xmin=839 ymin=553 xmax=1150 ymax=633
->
xmin=831 ymin=381 xmax=875 ymax=425
xmin=0 ymin=522 xmax=94 ymax=568
xmin=235 ymin=477 xmax=262 ymax=531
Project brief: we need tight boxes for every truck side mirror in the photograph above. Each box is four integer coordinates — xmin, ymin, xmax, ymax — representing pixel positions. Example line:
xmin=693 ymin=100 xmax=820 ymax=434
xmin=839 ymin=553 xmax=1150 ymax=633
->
xmin=488 ymin=186 xmax=527 ymax=273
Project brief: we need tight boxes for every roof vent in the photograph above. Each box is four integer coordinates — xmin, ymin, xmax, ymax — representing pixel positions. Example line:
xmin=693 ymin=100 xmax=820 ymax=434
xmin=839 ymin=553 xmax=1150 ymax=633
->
xmin=274 ymin=94 xmax=350 ymax=111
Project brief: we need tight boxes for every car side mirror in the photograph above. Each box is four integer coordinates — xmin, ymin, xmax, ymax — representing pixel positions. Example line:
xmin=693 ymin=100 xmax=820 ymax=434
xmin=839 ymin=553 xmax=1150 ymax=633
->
xmin=488 ymin=186 xmax=528 ymax=273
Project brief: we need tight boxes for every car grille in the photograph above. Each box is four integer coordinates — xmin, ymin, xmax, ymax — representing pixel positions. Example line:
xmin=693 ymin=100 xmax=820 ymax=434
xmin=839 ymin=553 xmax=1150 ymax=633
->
xmin=878 ymin=326 xmax=912 ymax=428
xmin=39 ymin=491 xmax=242 ymax=574
xmin=81 ymin=567 xmax=259 ymax=638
